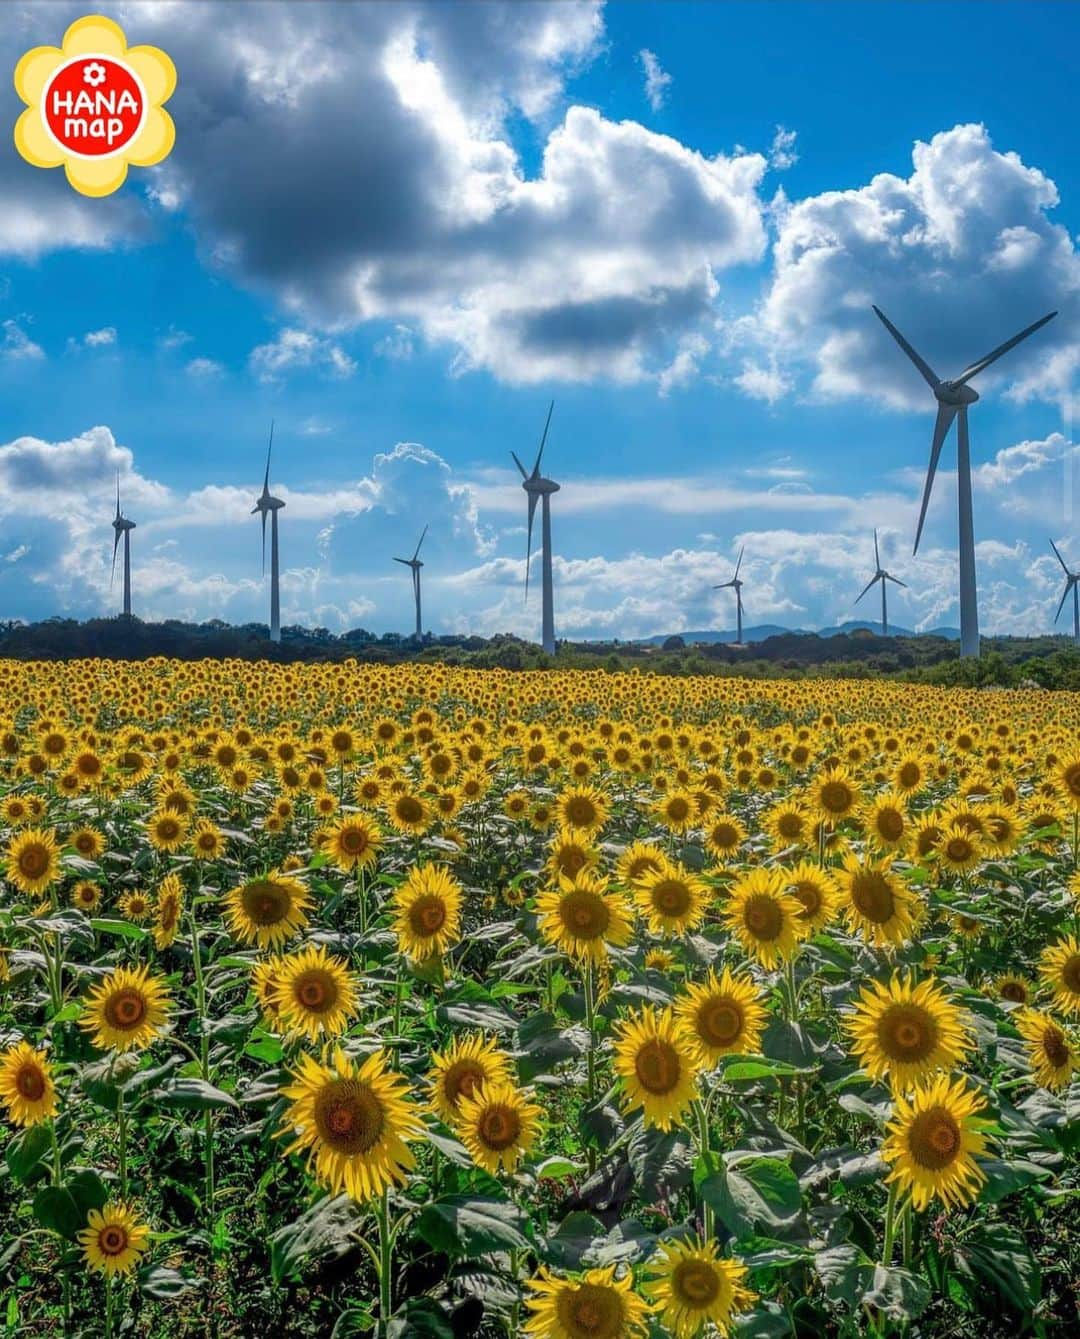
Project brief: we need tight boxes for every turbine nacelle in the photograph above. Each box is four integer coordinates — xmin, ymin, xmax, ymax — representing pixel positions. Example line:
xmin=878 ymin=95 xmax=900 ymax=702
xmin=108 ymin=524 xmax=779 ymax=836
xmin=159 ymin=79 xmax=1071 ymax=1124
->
xmin=522 ymin=477 xmax=560 ymax=496
xmin=936 ymin=382 xmax=979 ymax=406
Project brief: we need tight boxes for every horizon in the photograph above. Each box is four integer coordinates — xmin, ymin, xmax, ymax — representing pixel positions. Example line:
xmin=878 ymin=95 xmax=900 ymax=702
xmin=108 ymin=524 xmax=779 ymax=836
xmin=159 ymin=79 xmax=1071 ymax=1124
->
xmin=2 ymin=1 xmax=1078 ymax=643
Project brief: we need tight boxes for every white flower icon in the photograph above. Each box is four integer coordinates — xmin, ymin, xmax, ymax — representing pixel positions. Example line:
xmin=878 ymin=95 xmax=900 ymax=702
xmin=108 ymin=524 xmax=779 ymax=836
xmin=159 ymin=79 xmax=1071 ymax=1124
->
xmin=83 ymin=61 xmax=107 ymax=87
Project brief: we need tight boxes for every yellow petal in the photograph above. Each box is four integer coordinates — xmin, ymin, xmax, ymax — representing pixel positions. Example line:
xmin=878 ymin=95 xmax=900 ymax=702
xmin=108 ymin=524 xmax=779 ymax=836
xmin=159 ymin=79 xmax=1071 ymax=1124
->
xmin=13 ymin=45 xmax=62 ymax=105
xmin=65 ymin=155 xmax=129 ymax=199
xmin=61 ymin=15 xmax=127 ymax=59
xmin=126 ymin=46 xmax=177 ymax=106
xmin=127 ymin=107 xmax=175 ymax=167
xmin=13 ymin=108 xmax=65 ymax=168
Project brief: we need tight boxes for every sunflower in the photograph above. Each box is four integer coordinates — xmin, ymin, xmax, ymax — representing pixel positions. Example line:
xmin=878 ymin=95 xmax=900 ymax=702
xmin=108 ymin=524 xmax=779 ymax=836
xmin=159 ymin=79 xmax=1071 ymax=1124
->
xmin=536 ymin=872 xmax=634 ymax=965
xmin=993 ymin=974 xmax=1032 ymax=1006
xmin=5 ymin=828 xmax=61 ymax=896
xmin=546 ymin=829 xmax=600 ymax=883
xmin=703 ymin=814 xmax=746 ymax=862
xmin=613 ymin=842 xmax=667 ymax=890
xmin=454 ymin=1081 xmax=543 ymax=1175
xmin=70 ymin=826 xmax=106 ymax=861
xmin=190 ymin=819 xmax=226 ymax=862
xmin=80 ymin=963 xmax=171 ymax=1052
xmin=0 ymin=1041 xmax=58 ymax=1126
xmin=71 ymin=880 xmax=101 ymax=912
xmin=429 ymin=1034 xmax=513 ymax=1124
xmin=764 ymin=800 xmax=811 ymax=851
xmin=1055 ymin=755 xmax=1080 ymax=811
xmin=1039 ymin=936 xmax=1080 ymax=1016
xmin=118 ymin=889 xmax=152 ymax=923
xmin=645 ymin=1237 xmax=755 ymax=1339
xmin=274 ymin=944 xmax=359 ymax=1039
xmin=723 ymin=868 xmax=806 ymax=969
xmin=810 ymin=766 xmax=860 ymax=825
xmin=392 ymin=864 xmax=463 ymax=960
xmin=881 ymin=1075 xmax=990 ymax=1211
xmin=839 ymin=855 xmax=919 ymax=948
xmin=936 ymin=825 xmax=984 ymax=875
xmin=324 ymin=813 xmax=383 ymax=873
xmin=278 ymin=1048 xmax=423 ymax=1202
xmin=845 ymin=975 xmax=971 ymax=1090
xmin=1016 ymin=1009 xmax=1077 ymax=1089
xmin=675 ymin=967 xmax=767 ymax=1065
xmin=634 ymin=863 xmax=708 ymax=937
xmin=612 ymin=1005 xmax=702 ymax=1131
xmin=655 ymin=790 xmax=697 ymax=834
xmin=387 ymin=791 xmax=431 ymax=836
xmin=78 ymin=1203 xmax=151 ymax=1278
xmin=153 ymin=873 xmax=184 ymax=950
xmin=862 ymin=791 xmax=909 ymax=851
xmin=224 ymin=872 xmax=312 ymax=949
xmin=556 ymin=785 xmax=609 ymax=835
xmin=146 ymin=809 xmax=188 ymax=854
xmin=782 ymin=861 xmax=842 ymax=934
xmin=524 ymin=1265 xmax=650 ymax=1339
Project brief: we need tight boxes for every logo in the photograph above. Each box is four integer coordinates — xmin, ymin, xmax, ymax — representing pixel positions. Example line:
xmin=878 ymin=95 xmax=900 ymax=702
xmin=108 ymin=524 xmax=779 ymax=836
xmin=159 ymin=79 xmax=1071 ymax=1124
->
xmin=13 ymin=14 xmax=175 ymax=198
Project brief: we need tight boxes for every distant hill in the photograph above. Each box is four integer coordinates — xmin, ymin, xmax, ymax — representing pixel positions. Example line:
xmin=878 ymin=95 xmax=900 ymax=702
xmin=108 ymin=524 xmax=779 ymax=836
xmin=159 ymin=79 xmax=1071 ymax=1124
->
xmin=642 ymin=620 xmax=961 ymax=646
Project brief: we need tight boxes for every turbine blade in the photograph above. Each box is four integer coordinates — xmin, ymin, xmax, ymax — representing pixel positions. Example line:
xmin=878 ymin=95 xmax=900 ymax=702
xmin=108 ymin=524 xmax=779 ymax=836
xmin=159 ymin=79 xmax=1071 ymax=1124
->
xmin=532 ymin=400 xmax=554 ymax=479
xmin=524 ymin=491 xmax=539 ymax=601
xmin=854 ymin=574 xmax=878 ymax=605
xmin=872 ymin=305 xmax=940 ymax=389
xmin=734 ymin=545 xmax=744 ymax=580
xmin=913 ymin=402 xmax=958 ymax=554
xmin=885 ymin=573 xmax=907 ymax=588
xmin=713 ymin=581 xmax=735 ymax=589
xmin=413 ymin=524 xmax=428 ymax=561
xmin=1055 ymin=581 xmax=1071 ymax=624
xmin=511 ymin=450 xmax=529 ymax=480
xmin=111 ymin=527 xmax=121 ymax=588
xmin=874 ymin=527 xmax=880 ymax=570
xmin=115 ymin=471 xmax=121 ymax=521
xmin=264 ymin=420 xmax=274 ymax=491
xmin=393 ymin=557 xmax=411 ymax=566
xmin=261 ymin=508 xmax=267 ymax=575
xmin=1049 ymin=537 xmax=1070 ymax=575
xmin=954 ymin=311 xmax=1058 ymax=386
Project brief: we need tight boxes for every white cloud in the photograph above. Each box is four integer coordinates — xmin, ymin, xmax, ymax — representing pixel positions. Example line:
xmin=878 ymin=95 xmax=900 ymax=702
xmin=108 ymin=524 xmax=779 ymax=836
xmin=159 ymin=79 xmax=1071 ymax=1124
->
xmin=1 ymin=319 xmax=44 ymax=361
xmin=374 ymin=324 xmax=415 ymax=360
xmin=186 ymin=357 xmax=225 ymax=378
xmin=638 ymin=49 xmax=672 ymax=112
xmin=733 ymin=357 xmax=792 ymax=405
xmin=768 ymin=126 xmax=798 ymax=171
xmin=249 ymin=328 xmax=357 ymax=382
xmin=83 ymin=327 xmax=117 ymax=347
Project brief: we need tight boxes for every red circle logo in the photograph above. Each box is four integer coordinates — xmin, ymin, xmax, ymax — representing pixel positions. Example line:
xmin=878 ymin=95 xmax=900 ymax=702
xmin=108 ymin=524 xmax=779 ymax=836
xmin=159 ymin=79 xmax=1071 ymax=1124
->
xmin=41 ymin=56 xmax=145 ymax=158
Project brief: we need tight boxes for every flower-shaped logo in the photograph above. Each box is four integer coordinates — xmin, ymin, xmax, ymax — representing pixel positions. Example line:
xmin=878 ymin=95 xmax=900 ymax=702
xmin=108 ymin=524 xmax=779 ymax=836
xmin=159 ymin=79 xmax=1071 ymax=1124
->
xmin=13 ymin=14 xmax=176 ymax=198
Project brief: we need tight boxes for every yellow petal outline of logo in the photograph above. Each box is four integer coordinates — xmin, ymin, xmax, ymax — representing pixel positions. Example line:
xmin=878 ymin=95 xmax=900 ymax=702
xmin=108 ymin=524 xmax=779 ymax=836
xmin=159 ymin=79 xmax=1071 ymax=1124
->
xmin=12 ymin=14 xmax=176 ymax=198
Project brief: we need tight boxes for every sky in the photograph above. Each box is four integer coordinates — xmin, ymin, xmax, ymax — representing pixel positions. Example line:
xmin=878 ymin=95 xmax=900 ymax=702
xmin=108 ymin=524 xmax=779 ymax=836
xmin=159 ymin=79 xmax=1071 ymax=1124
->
xmin=1 ymin=0 xmax=1078 ymax=641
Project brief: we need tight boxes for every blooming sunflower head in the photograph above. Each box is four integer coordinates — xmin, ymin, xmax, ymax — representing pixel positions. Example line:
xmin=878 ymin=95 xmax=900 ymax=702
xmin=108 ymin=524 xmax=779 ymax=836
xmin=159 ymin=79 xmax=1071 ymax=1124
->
xmin=78 ymin=1202 xmax=151 ymax=1278
xmin=80 ymin=963 xmax=171 ymax=1053
xmin=536 ymin=872 xmax=633 ymax=965
xmin=223 ymin=872 xmax=312 ymax=949
xmin=723 ymin=868 xmax=807 ymax=969
xmin=0 ymin=1041 xmax=58 ymax=1127
xmin=881 ymin=1074 xmax=990 ymax=1211
xmin=612 ymin=1005 xmax=702 ymax=1131
xmin=645 ymin=1236 xmax=756 ymax=1339
xmin=392 ymin=864 xmax=463 ymax=961
xmin=523 ymin=1264 xmax=650 ymax=1339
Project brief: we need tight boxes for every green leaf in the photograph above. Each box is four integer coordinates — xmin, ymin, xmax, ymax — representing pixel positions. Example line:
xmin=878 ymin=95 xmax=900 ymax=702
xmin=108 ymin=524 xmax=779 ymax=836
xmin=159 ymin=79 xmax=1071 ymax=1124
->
xmin=953 ymin=1221 xmax=1041 ymax=1313
xmin=437 ymin=1001 xmax=518 ymax=1033
xmin=66 ymin=1170 xmax=109 ymax=1218
xmin=977 ymin=1157 xmax=1052 ymax=1204
xmin=416 ymin=1195 xmax=531 ymax=1259
xmin=628 ymin=1125 xmax=692 ymax=1203
xmin=702 ymin=1158 xmax=803 ymax=1239
xmin=155 ymin=1078 xmax=238 ymax=1111
xmin=32 ymin=1186 xmax=82 ymax=1240
xmin=542 ymin=1212 xmax=605 ymax=1270
xmin=533 ymin=1155 xmax=582 ymax=1181
xmin=861 ymin=1265 xmax=931 ymax=1321
xmin=270 ymin=1194 xmax=362 ymax=1285
xmin=6 ymin=1123 xmax=52 ymax=1184
xmin=814 ymin=1244 xmax=874 ymax=1308
xmin=90 ymin=918 xmax=148 ymax=941
xmin=387 ymin=1297 xmax=455 ymax=1339
xmin=137 ymin=1265 xmax=203 ymax=1299
xmin=720 ymin=1057 xmax=804 ymax=1083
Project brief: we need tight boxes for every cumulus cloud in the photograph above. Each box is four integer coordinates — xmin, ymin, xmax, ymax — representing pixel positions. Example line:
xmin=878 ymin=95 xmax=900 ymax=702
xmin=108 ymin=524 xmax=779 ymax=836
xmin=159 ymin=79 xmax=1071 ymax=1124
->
xmin=1 ymin=319 xmax=44 ymax=361
xmin=768 ymin=126 xmax=798 ymax=171
xmin=638 ymin=49 xmax=672 ymax=112
xmin=185 ymin=356 xmax=225 ymax=378
xmin=757 ymin=123 xmax=1080 ymax=408
xmin=83 ymin=327 xmax=117 ymax=347
xmin=249 ymin=328 xmax=356 ymax=382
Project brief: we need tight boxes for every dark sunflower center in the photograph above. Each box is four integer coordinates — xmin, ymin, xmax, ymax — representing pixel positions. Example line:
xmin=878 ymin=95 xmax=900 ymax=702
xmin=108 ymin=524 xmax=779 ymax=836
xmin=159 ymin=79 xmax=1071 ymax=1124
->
xmin=314 ymin=1079 xmax=385 ymax=1154
xmin=243 ymin=882 xmax=291 ymax=925
xmin=18 ymin=845 xmax=49 ymax=878
xmin=1061 ymin=955 xmax=1080 ymax=993
xmin=409 ymin=895 xmax=448 ymax=937
xmin=397 ymin=797 xmax=423 ymax=823
xmin=667 ymin=799 xmax=690 ymax=822
xmin=1000 ymin=981 xmax=1027 ymax=1003
xmin=445 ymin=1061 xmax=485 ymax=1106
xmin=16 ymin=1065 xmax=46 ymax=1101
xmin=820 ymin=781 xmax=853 ymax=813
xmin=908 ymin=1108 xmax=961 ymax=1170
xmin=157 ymin=819 xmax=180 ymax=841
xmin=1043 ymin=1028 xmax=1070 ymax=1068
xmin=1063 ymin=764 xmax=1080 ymax=797
xmin=559 ymin=890 xmax=609 ymax=940
xmin=558 ymin=1284 xmax=622 ymax=1339
xmin=105 ymin=989 xmax=147 ymax=1031
xmin=712 ymin=824 xmax=738 ymax=848
xmin=899 ymin=763 xmax=920 ymax=787
xmin=743 ymin=894 xmax=782 ymax=941
xmin=777 ymin=813 xmax=803 ymax=839
xmin=793 ymin=881 xmax=822 ymax=919
xmin=566 ymin=798 xmax=596 ymax=826
xmin=295 ymin=971 xmax=337 ymax=1013
xmin=878 ymin=1005 xmax=937 ymax=1061
xmin=652 ymin=879 xmax=690 ymax=917
xmin=477 ymin=1104 xmax=521 ymax=1151
xmin=877 ymin=809 xmax=904 ymax=841
xmin=674 ymin=1259 xmax=720 ymax=1306
xmin=945 ymin=838 xmax=972 ymax=862
xmin=634 ymin=1039 xmax=680 ymax=1095
xmin=851 ymin=872 xmax=895 ymax=922
xmin=99 ymin=1226 xmax=129 ymax=1256
xmin=340 ymin=828 xmax=367 ymax=854
xmin=698 ymin=998 xmax=743 ymax=1047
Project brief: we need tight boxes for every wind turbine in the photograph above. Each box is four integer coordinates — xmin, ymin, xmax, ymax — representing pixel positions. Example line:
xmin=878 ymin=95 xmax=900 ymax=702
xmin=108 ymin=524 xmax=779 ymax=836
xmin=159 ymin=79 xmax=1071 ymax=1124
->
xmin=714 ymin=546 xmax=745 ymax=644
xmin=110 ymin=472 xmax=136 ymax=618
xmin=251 ymin=423 xmax=285 ymax=643
xmin=1050 ymin=539 xmax=1080 ymax=644
xmin=512 ymin=401 xmax=559 ymax=655
xmin=394 ymin=524 xmax=427 ymax=640
xmin=872 ymin=303 xmax=1057 ymax=658
xmin=854 ymin=528 xmax=907 ymax=636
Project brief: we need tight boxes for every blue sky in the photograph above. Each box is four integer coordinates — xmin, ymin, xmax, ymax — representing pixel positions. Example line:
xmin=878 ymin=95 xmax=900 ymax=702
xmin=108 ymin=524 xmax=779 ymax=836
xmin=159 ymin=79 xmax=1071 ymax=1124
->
xmin=1 ymin=0 xmax=1078 ymax=639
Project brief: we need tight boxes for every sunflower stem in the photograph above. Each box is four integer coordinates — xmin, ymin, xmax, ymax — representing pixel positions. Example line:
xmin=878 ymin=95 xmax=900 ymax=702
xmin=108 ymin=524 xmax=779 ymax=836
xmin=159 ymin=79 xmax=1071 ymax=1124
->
xmin=694 ymin=1098 xmax=715 ymax=1239
xmin=584 ymin=961 xmax=598 ymax=1175
xmin=117 ymin=1089 xmax=127 ymax=1199
xmin=376 ymin=1188 xmax=393 ymax=1337
xmin=188 ymin=911 xmax=215 ymax=1220
xmin=901 ymin=1197 xmax=913 ymax=1270
xmin=880 ymin=1181 xmax=899 ymax=1267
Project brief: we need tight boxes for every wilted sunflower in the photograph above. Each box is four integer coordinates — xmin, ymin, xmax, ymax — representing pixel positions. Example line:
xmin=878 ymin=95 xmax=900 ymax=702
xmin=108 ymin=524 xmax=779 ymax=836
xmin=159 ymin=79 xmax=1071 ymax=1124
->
xmin=224 ymin=872 xmax=312 ymax=949
xmin=881 ymin=1075 xmax=989 ymax=1211
xmin=845 ymin=974 xmax=971 ymax=1090
xmin=536 ymin=872 xmax=633 ymax=965
xmin=278 ymin=1048 xmax=423 ymax=1202
xmin=324 ymin=813 xmax=383 ymax=872
xmin=392 ymin=864 xmax=463 ymax=960
xmin=1016 ymin=1008 xmax=1077 ymax=1089
xmin=782 ymin=861 xmax=842 ymax=934
xmin=0 ymin=1041 xmax=58 ymax=1126
xmin=429 ymin=1034 xmax=513 ymax=1124
xmin=634 ymin=863 xmax=708 ymax=937
xmin=1039 ymin=935 xmax=1080 ymax=1016
xmin=454 ymin=1081 xmax=543 ymax=1175
xmin=153 ymin=873 xmax=185 ymax=950
xmin=612 ymin=1005 xmax=701 ymax=1131
xmin=5 ymin=828 xmax=61 ymax=896
xmin=840 ymin=855 xmax=919 ymax=948
xmin=80 ymin=963 xmax=171 ymax=1052
xmin=524 ymin=1265 xmax=650 ymax=1339
xmin=274 ymin=944 xmax=358 ymax=1040
xmin=645 ymin=1237 xmax=755 ymax=1339
xmin=675 ymin=967 xmax=767 ymax=1066
xmin=723 ymin=868 xmax=807 ymax=969
xmin=79 ymin=1203 xmax=151 ymax=1278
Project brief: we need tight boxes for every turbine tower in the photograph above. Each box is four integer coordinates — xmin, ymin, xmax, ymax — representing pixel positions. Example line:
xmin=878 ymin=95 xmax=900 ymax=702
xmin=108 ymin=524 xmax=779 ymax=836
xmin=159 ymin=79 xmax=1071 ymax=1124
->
xmin=873 ymin=303 xmax=1057 ymax=658
xmin=854 ymin=528 xmax=906 ymax=636
xmin=512 ymin=401 xmax=559 ymax=655
xmin=252 ymin=423 xmax=285 ymax=643
xmin=1050 ymin=539 xmax=1080 ymax=644
xmin=394 ymin=524 xmax=428 ymax=640
xmin=110 ymin=473 xmax=136 ymax=618
xmin=714 ymin=546 xmax=745 ymax=645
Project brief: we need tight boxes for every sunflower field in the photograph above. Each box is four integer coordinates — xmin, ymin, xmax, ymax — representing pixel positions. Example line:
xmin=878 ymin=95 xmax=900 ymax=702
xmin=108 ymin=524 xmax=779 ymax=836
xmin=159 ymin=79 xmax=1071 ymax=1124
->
xmin=1 ymin=658 xmax=1079 ymax=1339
